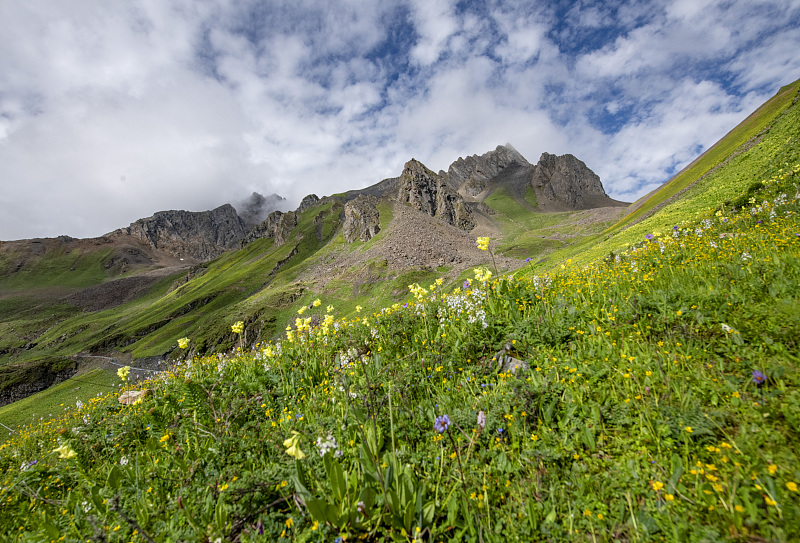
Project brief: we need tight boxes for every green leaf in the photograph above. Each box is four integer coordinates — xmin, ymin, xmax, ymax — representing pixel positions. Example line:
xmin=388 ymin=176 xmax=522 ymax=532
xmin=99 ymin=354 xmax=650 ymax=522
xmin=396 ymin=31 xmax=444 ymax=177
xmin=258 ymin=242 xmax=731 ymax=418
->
xmin=107 ymin=465 xmax=123 ymax=491
xmin=324 ymin=453 xmax=346 ymax=502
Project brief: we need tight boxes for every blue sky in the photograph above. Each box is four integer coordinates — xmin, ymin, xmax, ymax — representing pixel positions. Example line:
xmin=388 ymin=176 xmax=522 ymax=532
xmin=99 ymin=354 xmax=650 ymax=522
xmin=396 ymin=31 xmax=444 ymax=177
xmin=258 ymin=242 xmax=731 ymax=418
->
xmin=1 ymin=0 xmax=799 ymax=240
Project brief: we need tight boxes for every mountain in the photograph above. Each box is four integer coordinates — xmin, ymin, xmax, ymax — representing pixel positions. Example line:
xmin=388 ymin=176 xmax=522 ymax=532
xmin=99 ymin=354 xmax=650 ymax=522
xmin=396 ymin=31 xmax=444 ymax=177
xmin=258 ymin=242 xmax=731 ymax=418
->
xmin=1 ymin=144 xmax=627 ymax=405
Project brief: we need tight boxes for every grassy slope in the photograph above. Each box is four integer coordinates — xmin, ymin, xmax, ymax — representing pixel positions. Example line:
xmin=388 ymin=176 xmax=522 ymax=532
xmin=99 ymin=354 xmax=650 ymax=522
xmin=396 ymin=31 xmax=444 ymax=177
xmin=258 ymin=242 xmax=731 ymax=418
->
xmin=1 ymin=137 xmax=799 ymax=541
xmin=607 ymin=77 xmax=800 ymax=233
xmin=532 ymin=76 xmax=800 ymax=270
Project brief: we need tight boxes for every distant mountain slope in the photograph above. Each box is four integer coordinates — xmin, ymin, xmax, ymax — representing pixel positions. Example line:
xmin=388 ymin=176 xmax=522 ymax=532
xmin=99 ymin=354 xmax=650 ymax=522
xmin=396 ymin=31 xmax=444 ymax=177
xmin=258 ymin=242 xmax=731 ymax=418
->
xmin=0 ymin=144 xmax=626 ymax=406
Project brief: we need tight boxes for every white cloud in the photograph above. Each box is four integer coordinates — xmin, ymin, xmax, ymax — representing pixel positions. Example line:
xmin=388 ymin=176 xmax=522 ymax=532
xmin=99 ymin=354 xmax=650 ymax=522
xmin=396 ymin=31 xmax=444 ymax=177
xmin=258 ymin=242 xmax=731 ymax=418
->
xmin=1 ymin=0 xmax=799 ymax=240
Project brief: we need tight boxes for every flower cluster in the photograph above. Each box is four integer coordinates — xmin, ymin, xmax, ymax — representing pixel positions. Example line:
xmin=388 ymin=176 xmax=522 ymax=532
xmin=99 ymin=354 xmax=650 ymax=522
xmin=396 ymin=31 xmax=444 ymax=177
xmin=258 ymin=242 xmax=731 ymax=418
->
xmin=476 ymin=237 xmax=490 ymax=251
xmin=315 ymin=432 xmax=342 ymax=457
xmin=231 ymin=321 xmax=244 ymax=334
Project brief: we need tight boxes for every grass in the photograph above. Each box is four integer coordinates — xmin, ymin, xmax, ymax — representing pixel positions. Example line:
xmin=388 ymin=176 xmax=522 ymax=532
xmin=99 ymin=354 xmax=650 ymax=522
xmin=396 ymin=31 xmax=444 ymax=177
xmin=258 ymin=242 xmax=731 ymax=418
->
xmin=2 ymin=139 xmax=800 ymax=541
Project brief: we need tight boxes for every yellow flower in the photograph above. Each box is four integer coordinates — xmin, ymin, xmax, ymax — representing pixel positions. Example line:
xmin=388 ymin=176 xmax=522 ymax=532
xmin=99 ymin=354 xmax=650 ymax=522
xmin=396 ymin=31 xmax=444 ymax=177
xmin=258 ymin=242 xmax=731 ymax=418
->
xmin=651 ymin=481 xmax=664 ymax=491
xmin=764 ymin=496 xmax=777 ymax=507
xmin=327 ymin=305 xmax=334 ymax=313
xmin=313 ymin=299 xmax=321 ymax=307
xmin=53 ymin=444 xmax=77 ymax=459
xmin=664 ymin=494 xmax=675 ymax=501
xmin=735 ymin=504 xmax=744 ymax=512
xmin=685 ymin=426 xmax=693 ymax=433
xmin=768 ymin=464 xmax=777 ymax=475
xmin=159 ymin=433 xmax=171 ymax=443
xmin=786 ymin=482 xmax=798 ymax=492
xmin=476 ymin=237 xmax=490 ymax=251
xmin=231 ymin=321 xmax=244 ymax=334
xmin=117 ymin=366 xmax=131 ymax=381
xmin=177 ymin=337 xmax=190 ymax=349
xmin=283 ymin=432 xmax=305 ymax=460
xmin=356 ymin=305 xmax=363 ymax=313
xmin=297 ymin=305 xmax=307 ymax=315
xmin=596 ymin=513 xmax=604 ymax=520
xmin=285 ymin=517 xmax=294 ymax=528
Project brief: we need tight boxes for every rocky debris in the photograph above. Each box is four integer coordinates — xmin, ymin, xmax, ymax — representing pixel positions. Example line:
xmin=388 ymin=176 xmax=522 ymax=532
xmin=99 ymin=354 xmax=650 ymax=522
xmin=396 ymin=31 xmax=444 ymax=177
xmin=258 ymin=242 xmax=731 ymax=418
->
xmin=115 ymin=204 xmax=247 ymax=261
xmin=297 ymin=194 xmax=321 ymax=214
xmin=342 ymin=196 xmax=381 ymax=242
xmin=397 ymin=159 xmax=475 ymax=230
xmin=493 ymin=342 xmax=530 ymax=374
xmin=448 ymin=144 xmax=530 ymax=196
xmin=531 ymin=153 xmax=624 ymax=210
xmin=234 ymin=192 xmax=287 ymax=228
xmin=118 ymin=389 xmax=152 ymax=405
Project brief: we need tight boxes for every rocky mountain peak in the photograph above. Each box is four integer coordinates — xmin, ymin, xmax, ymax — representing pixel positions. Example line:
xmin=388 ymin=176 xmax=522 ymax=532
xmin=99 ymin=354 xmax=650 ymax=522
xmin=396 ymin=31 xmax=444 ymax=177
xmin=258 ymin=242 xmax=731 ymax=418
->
xmin=448 ymin=144 xmax=530 ymax=196
xmin=234 ymin=192 xmax=287 ymax=228
xmin=115 ymin=204 xmax=247 ymax=261
xmin=530 ymin=152 xmax=623 ymax=210
xmin=397 ymin=159 xmax=475 ymax=230
xmin=342 ymin=195 xmax=381 ymax=242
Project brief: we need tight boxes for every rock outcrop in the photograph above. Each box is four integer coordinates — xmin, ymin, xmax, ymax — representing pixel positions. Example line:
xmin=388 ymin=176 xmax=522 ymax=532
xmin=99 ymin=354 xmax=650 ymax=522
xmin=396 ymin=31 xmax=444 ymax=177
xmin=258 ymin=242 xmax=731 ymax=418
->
xmin=447 ymin=145 xmax=530 ymax=196
xmin=531 ymin=153 xmax=624 ymax=210
xmin=342 ymin=196 xmax=381 ymax=242
xmin=273 ymin=212 xmax=297 ymax=246
xmin=397 ymin=160 xmax=475 ymax=230
xmin=115 ymin=204 xmax=247 ymax=261
xmin=297 ymin=194 xmax=321 ymax=214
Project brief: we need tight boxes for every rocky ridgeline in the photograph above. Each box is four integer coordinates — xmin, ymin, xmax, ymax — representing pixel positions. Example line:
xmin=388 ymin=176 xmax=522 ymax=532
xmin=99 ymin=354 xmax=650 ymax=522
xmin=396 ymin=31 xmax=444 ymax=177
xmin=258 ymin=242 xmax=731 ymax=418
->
xmin=447 ymin=145 xmax=530 ymax=196
xmin=114 ymin=204 xmax=247 ymax=261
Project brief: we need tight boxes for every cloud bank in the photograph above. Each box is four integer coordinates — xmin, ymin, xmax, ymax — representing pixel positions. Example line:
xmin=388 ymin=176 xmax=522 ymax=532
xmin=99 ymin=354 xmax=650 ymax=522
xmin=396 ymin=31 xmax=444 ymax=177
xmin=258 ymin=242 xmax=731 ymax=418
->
xmin=1 ymin=0 xmax=798 ymax=240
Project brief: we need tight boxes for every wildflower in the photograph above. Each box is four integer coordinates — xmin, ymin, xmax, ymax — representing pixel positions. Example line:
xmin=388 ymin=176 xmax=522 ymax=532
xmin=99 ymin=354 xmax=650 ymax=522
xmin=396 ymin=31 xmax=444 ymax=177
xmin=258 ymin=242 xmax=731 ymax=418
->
xmin=53 ymin=444 xmax=77 ymax=459
xmin=159 ymin=433 xmax=171 ymax=443
xmin=476 ymin=237 xmax=490 ymax=251
xmin=752 ymin=370 xmax=766 ymax=384
xmin=787 ymin=482 xmax=798 ymax=492
xmin=765 ymin=496 xmax=777 ymax=506
xmin=463 ymin=279 xmax=471 ymax=290
xmin=645 ymin=233 xmax=653 ymax=240
xmin=664 ymin=494 xmax=675 ymax=501
xmin=434 ymin=415 xmax=451 ymax=433
xmin=313 ymin=299 xmax=321 ymax=307
xmin=297 ymin=305 xmax=307 ymax=315
xmin=685 ymin=426 xmax=693 ymax=433
xmin=283 ymin=431 xmax=305 ymax=460
xmin=768 ymin=464 xmax=778 ymax=475
xmin=117 ymin=366 xmax=131 ymax=381
xmin=231 ymin=321 xmax=244 ymax=334
xmin=285 ymin=517 xmax=294 ymax=528
xmin=525 ymin=257 xmax=532 ymax=263
xmin=476 ymin=410 xmax=486 ymax=430
xmin=356 ymin=305 xmax=363 ymax=313
xmin=651 ymin=481 xmax=664 ymax=491
xmin=327 ymin=305 xmax=334 ymax=313
xmin=177 ymin=337 xmax=190 ymax=349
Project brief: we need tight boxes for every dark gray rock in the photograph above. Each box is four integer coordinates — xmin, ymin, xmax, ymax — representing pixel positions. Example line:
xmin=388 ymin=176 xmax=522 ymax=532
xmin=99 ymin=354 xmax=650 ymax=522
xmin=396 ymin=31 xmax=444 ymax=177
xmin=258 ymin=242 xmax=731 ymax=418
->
xmin=115 ymin=204 xmax=247 ymax=261
xmin=448 ymin=145 xmax=530 ymax=196
xmin=342 ymin=196 xmax=381 ymax=242
xmin=531 ymin=153 xmax=621 ymax=210
xmin=397 ymin=159 xmax=474 ymax=230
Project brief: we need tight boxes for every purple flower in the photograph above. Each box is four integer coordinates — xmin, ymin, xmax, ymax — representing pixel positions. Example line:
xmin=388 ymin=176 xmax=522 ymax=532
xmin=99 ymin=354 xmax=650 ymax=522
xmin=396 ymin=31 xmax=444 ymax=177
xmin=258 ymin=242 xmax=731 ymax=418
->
xmin=403 ymin=302 xmax=409 ymax=308
xmin=673 ymin=226 xmax=679 ymax=230
xmin=752 ymin=370 xmax=766 ymax=385
xmin=463 ymin=279 xmax=471 ymax=289
xmin=525 ymin=257 xmax=532 ymax=263
xmin=645 ymin=233 xmax=654 ymax=240
xmin=434 ymin=415 xmax=451 ymax=433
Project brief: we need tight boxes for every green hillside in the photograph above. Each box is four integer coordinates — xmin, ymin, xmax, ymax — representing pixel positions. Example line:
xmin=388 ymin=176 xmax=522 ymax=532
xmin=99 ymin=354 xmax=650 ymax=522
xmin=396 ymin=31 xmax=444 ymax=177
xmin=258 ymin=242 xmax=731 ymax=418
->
xmin=1 ymin=78 xmax=799 ymax=542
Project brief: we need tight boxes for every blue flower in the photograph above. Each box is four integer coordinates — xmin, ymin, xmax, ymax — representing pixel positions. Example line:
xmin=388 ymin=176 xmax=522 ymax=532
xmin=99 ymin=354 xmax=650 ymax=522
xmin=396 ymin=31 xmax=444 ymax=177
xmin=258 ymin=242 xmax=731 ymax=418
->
xmin=645 ymin=233 xmax=653 ymax=240
xmin=463 ymin=279 xmax=471 ymax=289
xmin=525 ymin=257 xmax=532 ymax=263
xmin=752 ymin=370 xmax=766 ymax=384
xmin=434 ymin=415 xmax=451 ymax=433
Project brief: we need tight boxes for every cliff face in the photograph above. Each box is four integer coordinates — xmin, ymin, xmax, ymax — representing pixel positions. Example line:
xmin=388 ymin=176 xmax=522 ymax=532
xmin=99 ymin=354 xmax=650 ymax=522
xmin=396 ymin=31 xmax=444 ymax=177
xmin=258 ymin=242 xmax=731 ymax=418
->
xmin=447 ymin=145 xmax=530 ymax=196
xmin=342 ymin=196 xmax=381 ymax=242
xmin=116 ymin=204 xmax=247 ymax=261
xmin=397 ymin=160 xmax=475 ymax=230
xmin=530 ymin=153 xmax=623 ymax=210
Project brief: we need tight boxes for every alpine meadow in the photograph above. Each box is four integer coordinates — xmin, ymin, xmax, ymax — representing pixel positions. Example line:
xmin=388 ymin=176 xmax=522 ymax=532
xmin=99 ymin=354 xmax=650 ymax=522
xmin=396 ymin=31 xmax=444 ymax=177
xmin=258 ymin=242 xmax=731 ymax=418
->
xmin=1 ymin=77 xmax=800 ymax=543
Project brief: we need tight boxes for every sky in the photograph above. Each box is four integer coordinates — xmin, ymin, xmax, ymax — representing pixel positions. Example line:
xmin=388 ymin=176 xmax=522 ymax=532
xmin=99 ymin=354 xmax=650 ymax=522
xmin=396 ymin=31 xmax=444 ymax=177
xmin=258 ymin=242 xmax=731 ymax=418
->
xmin=1 ymin=0 xmax=799 ymax=240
